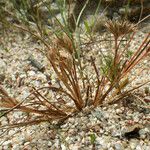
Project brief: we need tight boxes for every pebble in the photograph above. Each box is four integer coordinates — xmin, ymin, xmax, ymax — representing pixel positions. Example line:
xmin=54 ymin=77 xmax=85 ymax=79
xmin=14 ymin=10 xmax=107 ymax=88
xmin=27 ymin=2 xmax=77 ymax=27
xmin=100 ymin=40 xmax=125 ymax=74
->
xmin=47 ymin=141 xmax=52 ymax=146
xmin=139 ymin=128 xmax=148 ymax=139
xmin=12 ymin=144 xmax=21 ymax=150
xmin=61 ymin=144 xmax=67 ymax=150
xmin=116 ymin=108 xmax=123 ymax=114
xmin=3 ymin=140 xmax=12 ymax=146
xmin=28 ymin=70 xmax=36 ymax=76
xmin=114 ymin=141 xmax=124 ymax=150
xmin=0 ymin=60 xmax=6 ymax=71
xmin=130 ymin=139 xmax=138 ymax=149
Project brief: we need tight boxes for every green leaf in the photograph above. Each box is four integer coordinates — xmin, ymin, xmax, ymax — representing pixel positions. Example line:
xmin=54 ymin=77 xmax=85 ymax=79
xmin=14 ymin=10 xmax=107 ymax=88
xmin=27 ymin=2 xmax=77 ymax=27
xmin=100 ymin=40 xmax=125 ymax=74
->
xmin=126 ymin=50 xmax=133 ymax=58
xmin=90 ymin=133 xmax=96 ymax=144
xmin=84 ymin=20 xmax=91 ymax=33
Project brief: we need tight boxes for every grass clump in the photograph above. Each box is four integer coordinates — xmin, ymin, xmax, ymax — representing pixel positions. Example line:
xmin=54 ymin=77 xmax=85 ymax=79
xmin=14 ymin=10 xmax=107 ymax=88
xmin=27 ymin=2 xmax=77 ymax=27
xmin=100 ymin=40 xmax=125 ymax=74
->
xmin=0 ymin=1 xmax=150 ymax=129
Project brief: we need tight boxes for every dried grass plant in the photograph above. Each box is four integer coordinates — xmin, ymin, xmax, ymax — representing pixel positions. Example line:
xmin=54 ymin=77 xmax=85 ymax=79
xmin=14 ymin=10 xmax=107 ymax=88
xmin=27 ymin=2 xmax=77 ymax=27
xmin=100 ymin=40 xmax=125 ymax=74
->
xmin=0 ymin=1 xmax=150 ymax=129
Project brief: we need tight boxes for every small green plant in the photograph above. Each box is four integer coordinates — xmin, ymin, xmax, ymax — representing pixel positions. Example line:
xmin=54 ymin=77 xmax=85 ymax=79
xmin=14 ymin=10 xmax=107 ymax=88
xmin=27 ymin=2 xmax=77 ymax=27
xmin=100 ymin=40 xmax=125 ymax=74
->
xmin=126 ymin=49 xmax=133 ymax=58
xmin=90 ymin=133 xmax=96 ymax=144
xmin=90 ymin=133 xmax=96 ymax=150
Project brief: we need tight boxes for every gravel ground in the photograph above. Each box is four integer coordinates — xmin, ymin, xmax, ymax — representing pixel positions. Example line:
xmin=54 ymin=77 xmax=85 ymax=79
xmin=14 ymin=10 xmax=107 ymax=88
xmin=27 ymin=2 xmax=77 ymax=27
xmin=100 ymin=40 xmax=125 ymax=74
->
xmin=0 ymin=24 xmax=150 ymax=150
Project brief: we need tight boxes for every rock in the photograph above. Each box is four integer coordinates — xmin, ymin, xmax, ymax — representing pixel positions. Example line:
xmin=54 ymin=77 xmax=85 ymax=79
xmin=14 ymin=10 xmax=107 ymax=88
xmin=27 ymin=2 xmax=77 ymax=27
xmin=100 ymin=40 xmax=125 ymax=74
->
xmin=97 ymin=136 xmax=111 ymax=149
xmin=144 ymin=96 xmax=150 ymax=103
xmin=68 ymin=117 xmax=75 ymax=124
xmin=116 ymin=108 xmax=123 ymax=114
xmin=61 ymin=144 xmax=67 ymax=150
xmin=139 ymin=128 xmax=149 ymax=139
xmin=0 ymin=59 xmax=6 ymax=72
xmin=114 ymin=141 xmax=124 ymax=150
xmin=20 ymin=89 xmax=30 ymax=99
xmin=136 ymin=145 xmax=143 ymax=150
xmin=91 ymin=109 xmax=103 ymax=120
xmin=69 ymin=144 xmax=81 ymax=150
xmin=0 ymin=116 xmax=8 ymax=125
xmin=24 ymin=142 xmax=30 ymax=146
xmin=108 ymin=147 xmax=115 ymax=150
xmin=2 ymin=140 xmax=12 ymax=148
xmin=129 ymin=139 xmax=139 ymax=149
xmin=145 ymin=146 xmax=150 ymax=150
xmin=48 ymin=130 xmax=57 ymax=140
xmin=111 ymin=129 xmax=121 ymax=137
xmin=48 ymin=141 xmax=52 ymax=146
xmin=28 ymin=55 xmax=45 ymax=72
xmin=28 ymin=70 xmax=36 ymax=76
xmin=92 ymin=124 xmax=101 ymax=132
xmin=8 ymin=130 xmax=16 ymax=135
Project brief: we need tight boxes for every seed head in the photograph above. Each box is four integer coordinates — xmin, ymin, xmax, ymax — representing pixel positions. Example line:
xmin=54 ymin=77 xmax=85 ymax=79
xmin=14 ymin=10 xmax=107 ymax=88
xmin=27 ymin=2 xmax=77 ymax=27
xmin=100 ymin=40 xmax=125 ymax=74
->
xmin=105 ymin=20 xmax=136 ymax=39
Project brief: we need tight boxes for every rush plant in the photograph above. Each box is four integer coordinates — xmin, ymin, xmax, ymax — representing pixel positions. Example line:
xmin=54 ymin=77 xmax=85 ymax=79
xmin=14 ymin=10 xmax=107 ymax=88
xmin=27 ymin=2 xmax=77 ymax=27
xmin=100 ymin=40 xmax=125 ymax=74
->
xmin=0 ymin=1 xmax=150 ymax=129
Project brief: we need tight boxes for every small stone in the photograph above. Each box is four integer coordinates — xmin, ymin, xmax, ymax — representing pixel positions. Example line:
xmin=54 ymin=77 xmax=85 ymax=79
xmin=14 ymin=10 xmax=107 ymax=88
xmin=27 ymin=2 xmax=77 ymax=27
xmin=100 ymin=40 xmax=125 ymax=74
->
xmin=119 ymin=8 xmax=126 ymax=14
xmin=145 ymin=146 xmax=150 ymax=150
xmin=100 ymin=129 xmax=104 ymax=134
xmin=69 ymin=144 xmax=80 ymax=150
xmin=111 ymin=129 xmax=120 ymax=137
xmin=92 ymin=124 xmax=101 ymax=132
xmin=144 ymin=96 xmax=150 ymax=103
xmin=61 ymin=123 xmax=68 ymax=128
xmin=68 ymin=117 xmax=75 ymax=124
xmin=139 ymin=128 xmax=149 ymax=139
xmin=48 ymin=141 xmax=52 ymax=146
xmin=130 ymin=139 xmax=138 ymax=149
xmin=81 ymin=116 xmax=88 ymax=122
xmin=136 ymin=145 xmax=142 ymax=150
xmin=114 ymin=142 xmax=124 ymax=150
xmin=97 ymin=137 xmax=110 ymax=149
xmin=12 ymin=144 xmax=21 ymax=150
xmin=61 ymin=144 xmax=67 ymax=150
xmin=2 ymin=140 xmax=12 ymax=149
xmin=92 ymin=111 xmax=103 ymax=120
xmin=108 ymin=147 xmax=115 ymax=150
xmin=48 ymin=130 xmax=57 ymax=140
xmin=28 ymin=70 xmax=36 ymax=76
xmin=21 ymin=90 xmax=30 ymax=99
xmin=116 ymin=109 xmax=122 ymax=114
xmin=0 ymin=59 xmax=6 ymax=71
xmin=24 ymin=142 xmax=30 ymax=146
xmin=8 ymin=130 xmax=16 ymax=136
